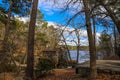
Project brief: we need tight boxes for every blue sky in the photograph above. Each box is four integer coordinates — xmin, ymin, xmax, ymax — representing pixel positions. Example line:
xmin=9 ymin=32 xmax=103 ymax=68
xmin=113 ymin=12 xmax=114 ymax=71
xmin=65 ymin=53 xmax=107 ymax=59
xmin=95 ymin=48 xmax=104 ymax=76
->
xmin=0 ymin=0 xmax=110 ymax=32
xmin=38 ymin=1 xmax=115 ymax=46
xmin=40 ymin=8 xmax=69 ymax=25
xmin=0 ymin=0 xmax=114 ymax=46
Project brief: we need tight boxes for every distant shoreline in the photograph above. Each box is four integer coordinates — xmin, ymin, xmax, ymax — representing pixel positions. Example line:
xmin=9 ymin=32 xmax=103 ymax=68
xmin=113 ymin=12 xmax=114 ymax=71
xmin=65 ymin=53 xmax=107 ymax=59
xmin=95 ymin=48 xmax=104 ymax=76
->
xmin=69 ymin=48 xmax=89 ymax=51
xmin=67 ymin=45 xmax=89 ymax=51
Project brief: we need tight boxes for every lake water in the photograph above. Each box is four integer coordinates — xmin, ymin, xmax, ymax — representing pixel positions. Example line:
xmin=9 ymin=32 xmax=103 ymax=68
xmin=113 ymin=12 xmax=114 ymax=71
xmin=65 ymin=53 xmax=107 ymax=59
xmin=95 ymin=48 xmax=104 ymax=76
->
xmin=70 ymin=50 xmax=90 ymax=63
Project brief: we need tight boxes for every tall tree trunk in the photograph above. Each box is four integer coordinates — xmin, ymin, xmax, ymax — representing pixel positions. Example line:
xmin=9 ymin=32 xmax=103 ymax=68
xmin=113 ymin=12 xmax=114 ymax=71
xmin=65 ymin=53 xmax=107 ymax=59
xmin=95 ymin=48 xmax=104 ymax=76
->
xmin=113 ymin=26 xmax=117 ymax=55
xmin=25 ymin=0 xmax=38 ymax=80
xmin=61 ymin=32 xmax=71 ymax=61
xmin=83 ymin=0 xmax=97 ymax=79
xmin=76 ymin=39 xmax=80 ymax=63
xmin=92 ymin=16 xmax=97 ymax=59
xmin=97 ymin=0 xmax=120 ymax=34
xmin=75 ymin=29 xmax=80 ymax=63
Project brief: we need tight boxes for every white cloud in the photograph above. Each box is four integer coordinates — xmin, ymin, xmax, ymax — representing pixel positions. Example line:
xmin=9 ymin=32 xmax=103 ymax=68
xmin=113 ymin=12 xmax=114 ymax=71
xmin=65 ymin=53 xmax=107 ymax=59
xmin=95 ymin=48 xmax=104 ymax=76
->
xmin=47 ymin=21 xmax=101 ymax=46
xmin=14 ymin=18 xmax=100 ymax=46
xmin=47 ymin=21 xmax=57 ymax=27
xmin=17 ymin=17 xmax=29 ymax=23
xmin=38 ymin=0 xmax=61 ymax=15
xmin=38 ymin=0 xmax=83 ymax=15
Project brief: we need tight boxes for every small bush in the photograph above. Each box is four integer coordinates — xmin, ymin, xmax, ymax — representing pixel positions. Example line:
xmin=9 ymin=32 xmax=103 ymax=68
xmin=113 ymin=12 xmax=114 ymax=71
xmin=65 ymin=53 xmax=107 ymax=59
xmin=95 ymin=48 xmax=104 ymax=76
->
xmin=57 ymin=56 xmax=68 ymax=68
xmin=35 ymin=57 xmax=54 ymax=78
xmin=0 ymin=63 xmax=17 ymax=73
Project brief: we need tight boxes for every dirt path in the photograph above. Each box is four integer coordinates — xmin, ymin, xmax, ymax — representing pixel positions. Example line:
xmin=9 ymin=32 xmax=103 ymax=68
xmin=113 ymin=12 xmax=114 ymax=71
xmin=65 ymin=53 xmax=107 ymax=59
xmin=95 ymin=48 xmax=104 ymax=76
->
xmin=37 ymin=69 xmax=76 ymax=80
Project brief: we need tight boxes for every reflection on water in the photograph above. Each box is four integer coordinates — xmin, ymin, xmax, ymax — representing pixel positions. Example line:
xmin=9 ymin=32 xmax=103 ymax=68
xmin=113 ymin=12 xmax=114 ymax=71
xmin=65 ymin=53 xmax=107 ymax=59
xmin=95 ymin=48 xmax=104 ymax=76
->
xmin=70 ymin=50 xmax=89 ymax=63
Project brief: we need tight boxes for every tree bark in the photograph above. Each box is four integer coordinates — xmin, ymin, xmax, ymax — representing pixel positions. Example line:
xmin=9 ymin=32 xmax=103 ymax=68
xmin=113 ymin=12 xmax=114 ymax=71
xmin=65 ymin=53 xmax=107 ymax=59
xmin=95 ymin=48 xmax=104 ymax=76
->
xmin=25 ymin=0 xmax=38 ymax=80
xmin=75 ymin=29 xmax=80 ymax=63
xmin=76 ymin=38 xmax=80 ymax=63
xmin=61 ymin=32 xmax=71 ymax=61
xmin=92 ymin=16 xmax=97 ymax=59
xmin=83 ymin=0 xmax=97 ymax=79
xmin=113 ymin=26 xmax=118 ymax=55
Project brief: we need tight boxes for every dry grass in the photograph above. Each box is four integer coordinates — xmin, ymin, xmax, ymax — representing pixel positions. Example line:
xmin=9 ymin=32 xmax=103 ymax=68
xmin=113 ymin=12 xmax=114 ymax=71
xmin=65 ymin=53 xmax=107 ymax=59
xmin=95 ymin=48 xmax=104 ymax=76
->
xmin=36 ymin=69 xmax=120 ymax=80
xmin=0 ymin=69 xmax=120 ymax=80
xmin=36 ymin=69 xmax=76 ymax=80
xmin=0 ymin=73 xmax=13 ymax=80
xmin=96 ymin=73 xmax=120 ymax=80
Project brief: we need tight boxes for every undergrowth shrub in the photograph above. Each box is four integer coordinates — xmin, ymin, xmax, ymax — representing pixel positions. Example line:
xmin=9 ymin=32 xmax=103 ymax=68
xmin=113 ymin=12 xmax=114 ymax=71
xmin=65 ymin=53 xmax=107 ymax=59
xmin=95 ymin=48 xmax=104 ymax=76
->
xmin=57 ymin=56 xmax=67 ymax=68
xmin=35 ymin=57 xmax=54 ymax=78
xmin=0 ymin=63 xmax=17 ymax=73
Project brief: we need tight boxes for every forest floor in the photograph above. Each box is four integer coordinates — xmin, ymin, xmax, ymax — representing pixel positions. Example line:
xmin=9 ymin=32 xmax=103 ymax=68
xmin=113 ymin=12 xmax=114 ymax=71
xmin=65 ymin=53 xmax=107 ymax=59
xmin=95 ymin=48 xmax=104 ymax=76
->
xmin=0 ymin=68 xmax=120 ymax=80
xmin=37 ymin=69 xmax=76 ymax=80
xmin=37 ymin=68 xmax=120 ymax=80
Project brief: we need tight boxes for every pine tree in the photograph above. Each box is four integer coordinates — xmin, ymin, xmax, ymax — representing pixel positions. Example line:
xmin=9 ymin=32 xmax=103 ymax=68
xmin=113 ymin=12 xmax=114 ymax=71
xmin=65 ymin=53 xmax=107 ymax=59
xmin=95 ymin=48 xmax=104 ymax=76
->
xmin=25 ymin=0 xmax=38 ymax=79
